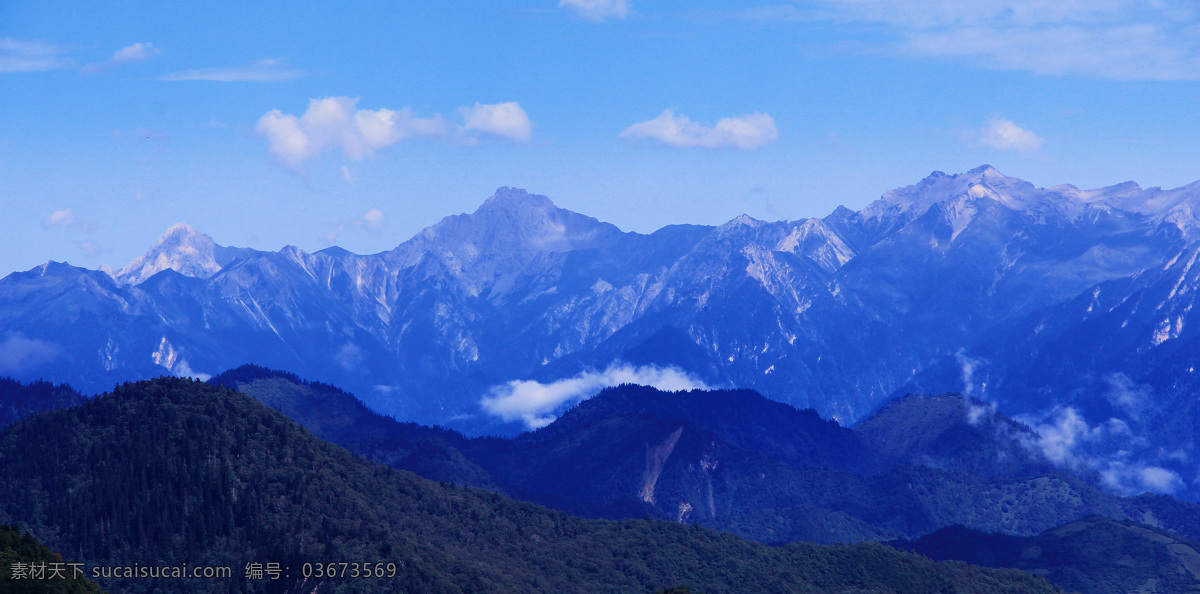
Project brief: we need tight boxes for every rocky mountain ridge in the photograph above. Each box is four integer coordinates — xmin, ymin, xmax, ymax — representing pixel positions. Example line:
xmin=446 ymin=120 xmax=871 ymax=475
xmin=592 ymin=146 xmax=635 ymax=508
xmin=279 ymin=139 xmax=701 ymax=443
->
xmin=4 ymin=167 xmax=1199 ymax=473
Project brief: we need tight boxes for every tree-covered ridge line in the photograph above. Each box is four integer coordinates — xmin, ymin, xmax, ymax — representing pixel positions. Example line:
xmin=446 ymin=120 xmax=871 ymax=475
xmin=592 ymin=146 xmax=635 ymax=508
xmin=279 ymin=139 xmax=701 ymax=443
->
xmin=0 ymin=376 xmax=87 ymax=431
xmin=892 ymin=515 xmax=1200 ymax=593
xmin=212 ymin=368 xmax=1200 ymax=538
xmin=0 ymin=377 xmax=1059 ymax=593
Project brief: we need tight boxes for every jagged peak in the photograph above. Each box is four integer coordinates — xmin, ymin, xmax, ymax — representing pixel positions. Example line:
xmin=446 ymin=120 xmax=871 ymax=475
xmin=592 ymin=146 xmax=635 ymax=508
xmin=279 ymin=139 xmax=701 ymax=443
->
xmin=719 ymin=214 xmax=766 ymax=230
xmin=116 ymin=223 xmax=222 ymax=286
xmin=862 ymin=166 xmax=1040 ymax=220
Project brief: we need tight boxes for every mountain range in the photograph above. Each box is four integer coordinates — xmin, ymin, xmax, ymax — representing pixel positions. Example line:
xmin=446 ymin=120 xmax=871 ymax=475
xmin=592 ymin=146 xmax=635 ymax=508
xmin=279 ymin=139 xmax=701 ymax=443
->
xmin=4 ymin=165 xmax=1200 ymax=498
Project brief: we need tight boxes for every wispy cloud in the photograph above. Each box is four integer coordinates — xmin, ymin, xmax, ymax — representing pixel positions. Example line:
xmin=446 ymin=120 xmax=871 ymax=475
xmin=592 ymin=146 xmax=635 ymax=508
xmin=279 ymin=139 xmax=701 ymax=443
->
xmin=158 ymin=58 xmax=306 ymax=82
xmin=82 ymin=42 xmax=162 ymax=75
xmin=335 ymin=342 xmax=362 ymax=372
xmin=256 ymin=97 xmax=532 ymax=171
xmin=1104 ymin=373 xmax=1152 ymax=420
xmin=42 ymin=209 xmax=97 ymax=232
xmin=0 ymin=37 xmax=71 ymax=73
xmin=322 ymin=208 xmax=386 ymax=243
xmin=0 ymin=333 xmax=61 ymax=373
xmin=111 ymin=42 xmax=160 ymax=64
xmin=74 ymin=240 xmax=106 ymax=257
xmin=966 ymin=117 xmax=1045 ymax=154
xmin=745 ymin=1 xmax=1200 ymax=81
xmin=621 ymin=109 xmax=778 ymax=150
xmin=560 ymin=0 xmax=630 ymax=22
xmin=1020 ymin=405 xmax=1185 ymax=495
xmin=172 ymin=358 xmax=211 ymax=382
xmin=480 ymin=363 xmax=708 ymax=429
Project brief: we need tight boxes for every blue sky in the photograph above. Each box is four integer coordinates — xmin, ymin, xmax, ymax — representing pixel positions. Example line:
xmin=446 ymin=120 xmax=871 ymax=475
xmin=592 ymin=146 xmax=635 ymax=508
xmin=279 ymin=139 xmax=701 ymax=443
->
xmin=3 ymin=0 xmax=1200 ymax=274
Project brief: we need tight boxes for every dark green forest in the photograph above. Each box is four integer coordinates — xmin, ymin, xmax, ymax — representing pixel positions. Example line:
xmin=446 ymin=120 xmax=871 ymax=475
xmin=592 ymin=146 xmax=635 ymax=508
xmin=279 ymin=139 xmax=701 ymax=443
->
xmin=0 ymin=377 xmax=1059 ymax=593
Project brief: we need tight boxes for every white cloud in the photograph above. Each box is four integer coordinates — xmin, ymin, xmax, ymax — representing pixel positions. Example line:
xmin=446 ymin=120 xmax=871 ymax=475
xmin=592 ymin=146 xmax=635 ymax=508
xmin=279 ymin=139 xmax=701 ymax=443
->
xmin=1100 ymin=461 xmax=1185 ymax=495
xmin=83 ymin=42 xmax=161 ymax=75
xmin=172 ymin=358 xmax=211 ymax=382
xmin=480 ymin=362 xmax=709 ymax=429
xmin=257 ymin=98 xmax=531 ymax=171
xmin=158 ymin=58 xmax=306 ymax=82
xmin=0 ymin=333 xmax=61 ymax=373
xmin=1019 ymin=405 xmax=1182 ymax=495
xmin=791 ymin=0 xmax=1200 ymax=80
xmin=111 ymin=42 xmax=159 ymax=63
xmin=255 ymin=96 xmax=447 ymax=170
xmin=621 ymin=109 xmax=778 ymax=150
xmin=42 ymin=209 xmax=97 ymax=232
xmin=0 ymin=37 xmax=71 ymax=73
xmin=43 ymin=209 xmax=76 ymax=228
xmin=1026 ymin=406 xmax=1099 ymax=466
xmin=970 ymin=117 xmax=1045 ymax=153
xmin=361 ymin=208 xmax=384 ymax=231
xmin=560 ymin=0 xmax=630 ymax=22
xmin=459 ymin=102 xmax=533 ymax=142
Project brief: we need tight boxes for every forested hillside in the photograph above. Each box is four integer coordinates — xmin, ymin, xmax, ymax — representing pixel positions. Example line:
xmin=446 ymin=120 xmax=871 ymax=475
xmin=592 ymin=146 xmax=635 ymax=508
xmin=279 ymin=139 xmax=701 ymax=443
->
xmin=0 ymin=377 xmax=1057 ymax=593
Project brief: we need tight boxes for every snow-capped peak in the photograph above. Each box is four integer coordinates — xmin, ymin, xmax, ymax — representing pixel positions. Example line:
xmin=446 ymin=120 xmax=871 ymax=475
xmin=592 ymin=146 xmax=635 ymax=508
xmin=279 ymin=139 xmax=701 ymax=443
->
xmin=116 ymin=223 xmax=223 ymax=285
xmin=861 ymin=165 xmax=1041 ymax=219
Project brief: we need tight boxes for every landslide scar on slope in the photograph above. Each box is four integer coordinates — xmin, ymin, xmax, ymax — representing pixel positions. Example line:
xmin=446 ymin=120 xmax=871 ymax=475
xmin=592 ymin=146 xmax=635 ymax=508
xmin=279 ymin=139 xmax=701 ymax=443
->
xmin=640 ymin=426 xmax=684 ymax=504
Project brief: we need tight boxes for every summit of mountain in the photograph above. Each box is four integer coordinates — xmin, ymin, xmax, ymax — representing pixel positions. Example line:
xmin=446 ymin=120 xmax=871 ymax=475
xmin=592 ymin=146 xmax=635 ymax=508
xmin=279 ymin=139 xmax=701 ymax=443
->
xmin=854 ymin=392 xmax=1057 ymax=480
xmin=115 ymin=223 xmax=260 ymax=286
xmin=385 ymin=187 xmax=626 ymax=286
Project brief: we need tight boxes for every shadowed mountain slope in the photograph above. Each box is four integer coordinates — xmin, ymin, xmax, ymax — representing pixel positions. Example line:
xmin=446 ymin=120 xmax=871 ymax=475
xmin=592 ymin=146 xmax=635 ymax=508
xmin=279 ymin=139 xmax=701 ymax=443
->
xmin=214 ymin=367 xmax=1200 ymax=548
xmin=893 ymin=516 xmax=1200 ymax=594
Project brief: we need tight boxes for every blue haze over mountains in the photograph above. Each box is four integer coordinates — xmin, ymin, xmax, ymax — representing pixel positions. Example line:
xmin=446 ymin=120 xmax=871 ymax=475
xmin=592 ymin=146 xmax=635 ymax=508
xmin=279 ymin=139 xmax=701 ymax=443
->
xmin=5 ymin=165 xmax=1200 ymax=497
